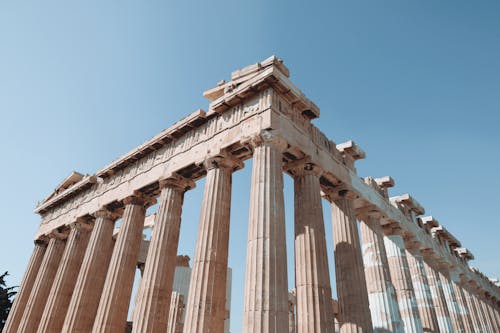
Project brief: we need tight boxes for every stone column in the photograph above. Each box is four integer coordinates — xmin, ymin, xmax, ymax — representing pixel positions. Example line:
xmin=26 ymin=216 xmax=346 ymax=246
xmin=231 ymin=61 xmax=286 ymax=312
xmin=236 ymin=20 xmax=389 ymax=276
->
xmin=2 ymin=240 xmax=47 ymax=333
xmin=243 ymin=134 xmax=289 ymax=333
xmin=479 ymin=296 xmax=496 ymax=332
xmin=470 ymin=290 xmax=489 ymax=332
xmin=133 ymin=176 xmax=193 ymax=333
xmin=37 ymin=221 xmax=92 ymax=333
xmin=462 ymin=285 xmax=484 ymax=332
xmin=359 ymin=214 xmax=403 ymax=333
xmin=330 ymin=192 xmax=373 ymax=333
xmin=288 ymin=291 xmax=296 ymax=333
xmin=450 ymin=280 xmax=474 ymax=332
xmin=439 ymin=269 xmax=465 ymax=333
xmin=291 ymin=162 xmax=334 ymax=333
xmin=405 ymin=248 xmax=439 ymax=332
xmin=17 ymin=235 xmax=66 ymax=333
xmin=424 ymin=261 xmax=455 ymax=333
xmin=383 ymin=231 xmax=423 ymax=333
xmin=62 ymin=209 xmax=116 ymax=333
xmin=92 ymin=195 xmax=148 ymax=333
xmin=183 ymin=157 xmax=239 ymax=333
xmin=167 ymin=292 xmax=185 ymax=333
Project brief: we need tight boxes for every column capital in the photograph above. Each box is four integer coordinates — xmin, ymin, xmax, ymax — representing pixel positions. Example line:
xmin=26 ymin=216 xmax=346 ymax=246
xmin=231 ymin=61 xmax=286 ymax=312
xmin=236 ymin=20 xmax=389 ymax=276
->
xmin=159 ymin=174 xmax=196 ymax=191
xmin=203 ymin=154 xmax=244 ymax=171
xmin=285 ymin=158 xmax=323 ymax=178
xmin=122 ymin=192 xmax=156 ymax=208
xmin=34 ymin=238 xmax=48 ymax=246
xmin=92 ymin=207 xmax=120 ymax=221
xmin=322 ymin=187 xmax=358 ymax=201
xmin=48 ymin=228 xmax=70 ymax=240
xmin=71 ymin=218 xmax=94 ymax=232
xmin=248 ymin=131 xmax=288 ymax=152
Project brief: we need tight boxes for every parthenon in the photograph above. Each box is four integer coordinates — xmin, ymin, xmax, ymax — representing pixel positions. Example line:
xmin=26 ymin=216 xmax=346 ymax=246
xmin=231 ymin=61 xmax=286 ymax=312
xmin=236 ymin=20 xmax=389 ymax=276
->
xmin=3 ymin=56 xmax=499 ymax=333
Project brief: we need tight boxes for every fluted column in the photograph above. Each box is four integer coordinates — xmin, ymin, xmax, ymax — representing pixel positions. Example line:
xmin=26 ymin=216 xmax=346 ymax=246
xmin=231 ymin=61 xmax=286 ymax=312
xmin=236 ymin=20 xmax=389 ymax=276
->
xmin=406 ymin=248 xmax=439 ymax=332
xmin=359 ymin=215 xmax=403 ymax=333
xmin=462 ymin=285 xmax=484 ymax=332
xmin=383 ymin=232 xmax=423 ymax=333
xmin=183 ymin=157 xmax=238 ymax=333
xmin=243 ymin=134 xmax=289 ymax=333
xmin=92 ymin=195 xmax=148 ymax=333
xmin=166 ymin=292 xmax=185 ymax=333
xmin=450 ymin=280 xmax=473 ymax=332
xmin=2 ymin=240 xmax=47 ymax=333
xmin=439 ymin=269 xmax=465 ymax=333
xmin=37 ymin=221 xmax=92 ymax=333
xmin=330 ymin=193 xmax=373 ymax=333
xmin=291 ymin=162 xmax=334 ymax=333
xmin=470 ymin=291 xmax=489 ymax=332
xmin=423 ymin=261 xmax=454 ymax=332
xmin=288 ymin=291 xmax=296 ymax=333
xmin=479 ymin=296 xmax=495 ymax=332
xmin=132 ymin=176 xmax=193 ymax=333
xmin=62 ymin=209 xmax=116 ymax=333
xmin=17 ymin=235 xmax=66 ymax=333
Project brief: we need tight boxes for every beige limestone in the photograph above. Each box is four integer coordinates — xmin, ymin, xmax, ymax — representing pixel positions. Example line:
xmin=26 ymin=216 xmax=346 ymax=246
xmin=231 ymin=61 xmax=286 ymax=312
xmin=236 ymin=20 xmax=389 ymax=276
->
xmin=132 ymin=177 xmax=192 ymax=333
xmin=36 ymin=222 xmax=91 ymax=333
xmin=183 ymin=156 xmax=238 ymax=333
xmin=405 ymin=248 xmax=439 ymax=332
xmin=2 ymin=241 xmax=46 ymax=333
xmin=62 ymin=209 xmax=116 ymax=333
xmin=383 ymin=233 xmax=423 ymax=333
xmin=330 ymin=195 xmax=373 ymax=333
xmin=17 ymin=236 xmax=66 ymax=333
xmin=243 ymin=134 xmax=289 ymax=333
xmin=291 ymin=162 xmax=334 ymax=332
xmin=439 ymin=270 xmax=465 ymax=333
xmin=92 ymin=196 xmax=147 ymax=333
xmin=360 ymin=215 xmax=403 ymax=333
xmin=424 ymin=261 xmax=455 ymax=333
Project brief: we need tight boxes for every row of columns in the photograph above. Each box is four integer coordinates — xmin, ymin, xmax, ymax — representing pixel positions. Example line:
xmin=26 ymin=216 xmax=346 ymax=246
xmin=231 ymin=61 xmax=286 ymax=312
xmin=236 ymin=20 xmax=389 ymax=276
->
xmin=4 ymin=134 xmax=500 ymax=333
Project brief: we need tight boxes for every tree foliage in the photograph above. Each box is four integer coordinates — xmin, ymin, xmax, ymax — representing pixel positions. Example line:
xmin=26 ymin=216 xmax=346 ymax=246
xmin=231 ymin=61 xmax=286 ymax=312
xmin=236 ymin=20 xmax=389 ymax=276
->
xmin=0 ymin=271 xmax=18 ymax=330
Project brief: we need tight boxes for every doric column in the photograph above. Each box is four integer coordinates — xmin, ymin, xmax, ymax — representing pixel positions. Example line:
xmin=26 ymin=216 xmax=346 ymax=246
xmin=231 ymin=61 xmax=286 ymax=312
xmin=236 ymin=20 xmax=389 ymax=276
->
xmin=470 ymin=290 xmax=489 ymax=332
xmin=290 ymin=161 xmax=334 ymax=332
xmin=243 ymin=134 xmax=289 ymax=333
xmin=330 ymin=192 xmax=373 ymax=333
xmin=438 ymin=269 xmax=465 ymax=333
xmin=405 ymin=247 xmax=439 ymax=332
xmin=183 ymin=156 xmax=239 ymax=333
xmin=17 ymin=235 xmax=66 ymax=333
xmin=2 ymin=240 xmax=47 ymax=333
xmin=92 ymin=194 xmax=148 ymax=333
xmin=450 ymin=279 xmax=474 ymax=332
xmin=288 ymin=291 xmax=296 ymax=333
xmin=37 ymin=220 xmax=92 ymax=333
xmin=462 ymin=284 xmax=484 ymax=332
xmin=424 ymin=261 xmax=455 ymax=332
xmin=383 ymin=231 xmax=423 ymax=333
xmin=479 ymin=296 xmax=496 ymax=332
xmin=62 ymin=209 xmax=117 ymax=333
xmin=166 ymin=292 xmax=185 ymax=333
xmin=133 ymin=176 xmax=193 ymax=333
xmin=359 ymin=214 xmax=403 ymax=333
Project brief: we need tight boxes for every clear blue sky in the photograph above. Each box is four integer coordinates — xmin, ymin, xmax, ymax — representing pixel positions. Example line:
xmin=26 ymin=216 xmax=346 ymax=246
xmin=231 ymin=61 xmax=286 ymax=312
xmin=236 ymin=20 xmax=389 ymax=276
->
xmin=1 ymin=1 xmax=499 ymax=331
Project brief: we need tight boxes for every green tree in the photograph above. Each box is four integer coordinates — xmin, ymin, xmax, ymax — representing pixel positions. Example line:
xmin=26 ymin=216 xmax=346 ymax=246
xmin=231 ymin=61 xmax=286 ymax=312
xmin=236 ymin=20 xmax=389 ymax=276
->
xmin=0 ymin=271 xmax=17 ymax=330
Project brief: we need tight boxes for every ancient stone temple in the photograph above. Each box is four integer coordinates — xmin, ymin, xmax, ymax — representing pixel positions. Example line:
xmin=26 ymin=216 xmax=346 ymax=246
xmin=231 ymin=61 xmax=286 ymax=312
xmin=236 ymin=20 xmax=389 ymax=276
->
xmin=3 ymin=56 xmax=500 ymax=333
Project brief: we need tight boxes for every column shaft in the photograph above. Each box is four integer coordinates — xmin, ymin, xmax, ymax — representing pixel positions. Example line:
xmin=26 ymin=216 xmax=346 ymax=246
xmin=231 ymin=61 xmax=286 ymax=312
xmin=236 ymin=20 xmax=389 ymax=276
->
xmin=2 ymin=241 xmax=46 ymax=333
xmin=480 ymin=298 xmax=495 ymax=332
xmin=462 ymin=286 xmax=484 ymax=332
xmin=92 ymin=197 xmax=146 ymax=333
xmin=294 ymin=170 xmax=334 ymax=332
xmin=62 ymin=212 xmax=116 ymax=333
xmin=406 ymin=250 xmax=439 ymax=332
xmin=37 ymin=223 xmax=91 ymax=333
xmin=17 ymin=236 xmax=66 ymax=333
xmin=166 ymin=292 xmax=185 ymax=333
xmin=383 ymin=234 xmax=423 ymax=333
xmin=423 ymin=262 xmax=454 ymax=332
xmin=451 ymin=282 xmax=474 ymax=332
xmin=439 ymin=271 xmax=465 ymax=333
xmin=243 ymin=139 xmax=288 ymax=333
xmin=183 ymin=162 xmax=233 ymax=333
xmin=132 ymin=179 xmax=188 ymax=333
xmin=331 ymin=196 xmax=373 ymax=333
xmin=471 ymin=292 xmax=489 ymax=332
xmin=360 ymin=217 xmax=403 ymax=333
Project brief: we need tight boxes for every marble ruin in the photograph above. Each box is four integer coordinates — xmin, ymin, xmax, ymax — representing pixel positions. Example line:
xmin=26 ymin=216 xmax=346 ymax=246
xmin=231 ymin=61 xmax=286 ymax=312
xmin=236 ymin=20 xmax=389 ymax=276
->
xmin=3 ymin=56 xmax=500 ymax=333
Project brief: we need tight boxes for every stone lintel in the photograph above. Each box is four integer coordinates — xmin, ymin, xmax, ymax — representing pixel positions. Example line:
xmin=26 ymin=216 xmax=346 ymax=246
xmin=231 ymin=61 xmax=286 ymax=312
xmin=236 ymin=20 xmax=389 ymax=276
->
xmin=454 ymin=247 xmax=474 ymax=261
xmin=419 ymin=215 xmax=440 ymax=230
xmin=390 ymin=194 xmax=425 ymax=215
xmin=431 ymin=226 xmax=462 ymax=248
xmin=336 ymin=140 xmax=366 ymax=160
xmin=375 ymin=176 xmax=395 ymax=188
